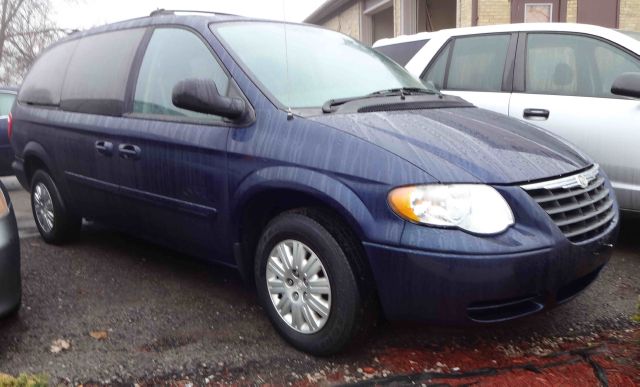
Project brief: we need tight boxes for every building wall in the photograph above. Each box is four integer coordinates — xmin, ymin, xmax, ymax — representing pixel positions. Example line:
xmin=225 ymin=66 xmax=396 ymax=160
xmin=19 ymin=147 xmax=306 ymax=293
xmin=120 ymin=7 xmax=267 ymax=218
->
xmin=394 ymin=0 xmax=402 ymax=37
xmin=477 ymin=0 xmax=511 ymax=25
xmin=619 ymin=0 xmax=640 ymax=31
xmin=457 ymin=0 xmax=474 ymax=27
xmin=313 ymin=0 xmax=640 ymax=43
xmin=320 ymin=2 xmax=362 ymax=40
xmin=567 ymin=0 xmax=577 ymax=22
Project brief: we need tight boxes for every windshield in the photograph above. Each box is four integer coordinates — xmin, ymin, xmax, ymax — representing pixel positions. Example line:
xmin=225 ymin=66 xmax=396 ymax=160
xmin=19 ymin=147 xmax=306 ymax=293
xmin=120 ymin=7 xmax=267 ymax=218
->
xmin=213 ymin=22 xmax=426 ymax=108
xmin=0 ymin=92 xmax=15 ymax=116
xmin=621 ymin=30 xmax=640 ymax=41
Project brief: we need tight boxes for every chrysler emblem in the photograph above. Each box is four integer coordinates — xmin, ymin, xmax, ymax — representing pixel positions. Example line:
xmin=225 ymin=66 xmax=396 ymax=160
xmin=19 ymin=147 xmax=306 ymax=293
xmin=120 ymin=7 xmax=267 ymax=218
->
xmin=576 ymin=174 xmax=589 ymax=188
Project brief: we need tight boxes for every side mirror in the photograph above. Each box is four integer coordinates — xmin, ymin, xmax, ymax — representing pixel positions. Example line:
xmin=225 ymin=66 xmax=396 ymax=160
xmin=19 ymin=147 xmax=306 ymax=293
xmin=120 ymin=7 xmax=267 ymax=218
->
xmin=611 ymin=72 xmax=640 ymax=99
xmin=172 ymin=79 xmax=246 ymax=120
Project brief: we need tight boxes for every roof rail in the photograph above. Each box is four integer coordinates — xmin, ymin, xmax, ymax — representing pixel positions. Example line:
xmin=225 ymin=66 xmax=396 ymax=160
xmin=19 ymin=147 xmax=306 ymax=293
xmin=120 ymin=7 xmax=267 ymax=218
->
xmin=149 ymin=9 xmax=240 ymax=18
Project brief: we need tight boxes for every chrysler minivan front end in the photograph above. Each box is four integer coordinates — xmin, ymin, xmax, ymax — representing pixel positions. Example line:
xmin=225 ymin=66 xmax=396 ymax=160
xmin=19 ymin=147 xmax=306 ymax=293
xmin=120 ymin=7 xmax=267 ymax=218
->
xmin=369 ymin=164 xmax=618 ymax=323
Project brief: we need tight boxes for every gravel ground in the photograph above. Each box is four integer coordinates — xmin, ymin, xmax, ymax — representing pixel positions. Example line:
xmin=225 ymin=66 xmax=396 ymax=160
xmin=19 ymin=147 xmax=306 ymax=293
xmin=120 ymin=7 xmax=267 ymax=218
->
xmin=0 ymin=178 xmax=638 ymax=385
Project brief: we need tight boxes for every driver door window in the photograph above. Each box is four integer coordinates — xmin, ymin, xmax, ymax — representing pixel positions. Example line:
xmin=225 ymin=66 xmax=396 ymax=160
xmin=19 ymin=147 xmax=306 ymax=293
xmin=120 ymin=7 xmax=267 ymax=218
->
xmin=421 ymin=34 xmax=513 ymax=115
xmin=134 ymin=28 xmax=230 ymax=119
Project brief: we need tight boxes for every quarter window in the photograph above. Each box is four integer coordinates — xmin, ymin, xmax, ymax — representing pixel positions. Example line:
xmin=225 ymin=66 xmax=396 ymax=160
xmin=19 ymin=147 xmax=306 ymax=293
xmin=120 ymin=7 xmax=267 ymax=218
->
xmin=133 ymin=28 xmax=230 ymax=120
xmin=61 ymin=29 xmax=145 ymax=116
xmin=421 ymin=42 xmax=451 ymax=90
xmin=526 ymin=33 xmax=640 ymax=98
xmin=18 ymin=40 xmax=78 ymax=106
xmin=446 ymin=34 xmax=510 ymax=92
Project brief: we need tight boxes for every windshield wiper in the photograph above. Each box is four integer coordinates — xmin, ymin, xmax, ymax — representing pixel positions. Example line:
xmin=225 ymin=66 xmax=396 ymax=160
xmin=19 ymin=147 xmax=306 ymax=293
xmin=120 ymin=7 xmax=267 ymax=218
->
xmin=369 ymin=87 xmax=436 ymax=96
xmin=322 ymin=87 xmax=438 ymax=113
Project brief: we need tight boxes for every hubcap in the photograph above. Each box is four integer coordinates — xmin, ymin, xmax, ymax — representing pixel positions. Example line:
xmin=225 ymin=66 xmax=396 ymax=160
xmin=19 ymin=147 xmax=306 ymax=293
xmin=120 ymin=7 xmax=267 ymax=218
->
xmin=33 ymin=182 xmax=54 ymax=233
xmin=266 ymin=240 xmax=331 ymax=334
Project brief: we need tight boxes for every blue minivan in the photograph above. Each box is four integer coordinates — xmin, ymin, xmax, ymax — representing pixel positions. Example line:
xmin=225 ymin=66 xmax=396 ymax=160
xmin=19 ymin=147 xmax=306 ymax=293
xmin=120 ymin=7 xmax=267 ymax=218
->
xmin=10 ymin=11 xmax=619 ymax=354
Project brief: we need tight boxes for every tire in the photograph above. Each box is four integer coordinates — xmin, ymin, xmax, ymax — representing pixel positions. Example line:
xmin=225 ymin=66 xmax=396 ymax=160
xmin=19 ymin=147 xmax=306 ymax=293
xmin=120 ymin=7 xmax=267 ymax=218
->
xmin=254 ymin=209 xmax=375 ymax=355
xmin=30 ymin=170 xmax=81 ymax=244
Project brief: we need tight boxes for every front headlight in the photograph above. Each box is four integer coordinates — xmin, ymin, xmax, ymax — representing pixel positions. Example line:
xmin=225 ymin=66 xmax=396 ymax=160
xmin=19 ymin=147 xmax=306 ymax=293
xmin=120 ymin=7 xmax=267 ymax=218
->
xmin=388 ymin=184 xmax=514 ymax=234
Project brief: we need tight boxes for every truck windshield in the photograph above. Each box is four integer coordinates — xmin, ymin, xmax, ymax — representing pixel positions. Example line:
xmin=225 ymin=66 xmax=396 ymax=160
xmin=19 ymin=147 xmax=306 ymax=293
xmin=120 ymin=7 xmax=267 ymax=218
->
xmin=213 ymin=22 xmax=426 ymax=109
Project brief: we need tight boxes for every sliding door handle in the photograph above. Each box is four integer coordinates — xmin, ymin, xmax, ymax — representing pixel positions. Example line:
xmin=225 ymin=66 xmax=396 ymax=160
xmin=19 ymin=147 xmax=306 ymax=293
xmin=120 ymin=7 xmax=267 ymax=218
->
xmin=118 ymin=144 xmax=141 ymax=160
xmin=95 ymin=140 xmax=113 ymax=156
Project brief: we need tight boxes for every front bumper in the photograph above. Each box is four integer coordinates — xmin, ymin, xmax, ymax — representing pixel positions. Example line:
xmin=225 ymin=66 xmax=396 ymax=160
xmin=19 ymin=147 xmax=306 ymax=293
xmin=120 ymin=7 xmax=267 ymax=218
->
xmin=365 ymin=219 xmax=618 ymax=324
xmin=0 ymin=183 xmax=21 ymax=317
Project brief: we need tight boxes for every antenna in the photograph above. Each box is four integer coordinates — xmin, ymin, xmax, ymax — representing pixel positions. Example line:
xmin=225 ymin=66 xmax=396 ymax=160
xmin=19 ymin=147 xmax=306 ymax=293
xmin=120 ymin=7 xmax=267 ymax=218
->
xmin=282 ymin=0 xmax=294 ymax=120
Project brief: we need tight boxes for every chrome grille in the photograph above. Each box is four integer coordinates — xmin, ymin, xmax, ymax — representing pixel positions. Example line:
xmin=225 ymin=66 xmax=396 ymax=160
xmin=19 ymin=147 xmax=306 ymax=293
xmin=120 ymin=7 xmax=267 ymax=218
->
xmin=521 ymin=165 xmax=615 ymax=243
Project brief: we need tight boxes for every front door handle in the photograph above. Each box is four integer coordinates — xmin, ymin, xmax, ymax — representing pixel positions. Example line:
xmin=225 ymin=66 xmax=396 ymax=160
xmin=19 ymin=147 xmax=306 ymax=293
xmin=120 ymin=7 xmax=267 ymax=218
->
xmin=95 ymin=140 xmax=113 ymax=156
xmin=118 ymin=144 xmax=141 ymax=160
xmin=523 ymin=108 xmax=550 ymax=121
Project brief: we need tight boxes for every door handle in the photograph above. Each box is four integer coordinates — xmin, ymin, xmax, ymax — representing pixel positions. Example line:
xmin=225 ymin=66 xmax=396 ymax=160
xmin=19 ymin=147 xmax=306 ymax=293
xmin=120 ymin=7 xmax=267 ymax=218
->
xmin=95 ymin=140 xmax=113 ymax=156
xmin=523 ymin=108 xmax=550 ymax=120
xmin=118 ymin=144 xmax=141 ymax=160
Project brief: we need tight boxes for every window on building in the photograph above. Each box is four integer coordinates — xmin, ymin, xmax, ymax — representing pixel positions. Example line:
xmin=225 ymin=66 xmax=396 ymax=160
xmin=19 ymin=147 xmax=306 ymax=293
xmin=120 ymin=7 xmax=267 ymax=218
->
xmin=418 ymin=0 xmax=457 ymax=32
xmin=372 ymin=6 xmax=394 ymax=42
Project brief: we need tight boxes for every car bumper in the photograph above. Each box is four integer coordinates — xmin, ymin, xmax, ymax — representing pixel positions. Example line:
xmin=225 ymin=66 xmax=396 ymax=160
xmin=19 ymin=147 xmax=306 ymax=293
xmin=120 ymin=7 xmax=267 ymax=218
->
xmin=0 ymin=184 xmax=21 ymax=317
xmin=364 ymin=222 xmax=618 ymax=324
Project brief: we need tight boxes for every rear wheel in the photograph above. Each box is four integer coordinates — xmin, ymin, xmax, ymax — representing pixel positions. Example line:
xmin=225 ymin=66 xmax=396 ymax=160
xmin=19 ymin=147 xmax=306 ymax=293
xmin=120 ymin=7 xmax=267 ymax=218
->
xmin=30 ymin=170 xmax=80 ymax=244
xmin=254 ymin=209 xmax=374 ymax=355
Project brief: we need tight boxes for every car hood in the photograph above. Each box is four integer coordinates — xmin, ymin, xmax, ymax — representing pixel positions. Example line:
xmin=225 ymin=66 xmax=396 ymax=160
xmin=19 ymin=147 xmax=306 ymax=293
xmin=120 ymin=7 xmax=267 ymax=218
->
xmin=309 ymin=107 xmax=591 ymax=184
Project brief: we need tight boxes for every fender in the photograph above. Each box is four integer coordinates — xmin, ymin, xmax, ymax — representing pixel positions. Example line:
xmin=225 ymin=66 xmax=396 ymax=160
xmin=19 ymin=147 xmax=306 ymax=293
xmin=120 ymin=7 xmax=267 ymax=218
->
xmin=230 ymin=166 xmax=405 ymax=284
xmin=232 ymin=166 xmax=380 ymax=241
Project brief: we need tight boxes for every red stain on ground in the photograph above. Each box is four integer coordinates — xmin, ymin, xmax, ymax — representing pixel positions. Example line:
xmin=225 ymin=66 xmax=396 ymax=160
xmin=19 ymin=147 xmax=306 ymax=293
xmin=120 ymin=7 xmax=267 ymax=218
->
xmin=344 ymin=328 xmax=640 ymax=386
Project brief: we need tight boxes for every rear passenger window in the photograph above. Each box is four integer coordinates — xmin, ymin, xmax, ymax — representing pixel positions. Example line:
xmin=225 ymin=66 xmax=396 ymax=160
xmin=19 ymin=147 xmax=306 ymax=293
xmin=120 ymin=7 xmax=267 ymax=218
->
xmin=446 ymin=34 xmax=510 ymax=92
xmin=526 ymin=33 xmax=640 ymax=98
xmin=61 ymin=29 xmax=145 ymax=116
xmin=18 ymin=40 xmax=77 ymax=106
xmin=133 ymin=28 xmax=230 ymax=120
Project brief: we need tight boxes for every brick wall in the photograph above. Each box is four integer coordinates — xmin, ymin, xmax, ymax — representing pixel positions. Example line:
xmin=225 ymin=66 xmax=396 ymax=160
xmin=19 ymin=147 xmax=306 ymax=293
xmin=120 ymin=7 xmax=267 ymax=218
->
xmin=321 ymin=2 xmax=362 ymax=40
xmin=477 ymin=0 xmax=511 ymax=25
xmin=394 ymin=0 xmax=401 ymax=36
xmin=619 ymin=0 xmax=640 ymax=31
xmin=566 ymin=0 xmax=577 ymax=22
xmin=458 ymin=0 xmax=474 ymax=27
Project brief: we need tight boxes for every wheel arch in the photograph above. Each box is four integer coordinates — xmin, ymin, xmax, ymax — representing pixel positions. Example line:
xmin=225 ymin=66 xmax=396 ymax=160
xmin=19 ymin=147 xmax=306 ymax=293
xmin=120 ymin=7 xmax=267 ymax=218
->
xmin=231 ymin=167 xmax=376 ymax=284
xmin=21 ymin=141 xmax=56 ymax=190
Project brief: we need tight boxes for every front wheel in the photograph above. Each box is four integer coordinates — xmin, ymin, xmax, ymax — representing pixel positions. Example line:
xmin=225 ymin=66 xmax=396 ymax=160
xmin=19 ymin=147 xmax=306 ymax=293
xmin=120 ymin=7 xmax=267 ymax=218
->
xmin=30 ymin=170 xmax=81 ymax=244
xmin=254 ymin=210 xmax=372 ymax=355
